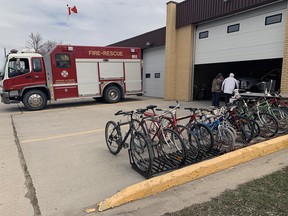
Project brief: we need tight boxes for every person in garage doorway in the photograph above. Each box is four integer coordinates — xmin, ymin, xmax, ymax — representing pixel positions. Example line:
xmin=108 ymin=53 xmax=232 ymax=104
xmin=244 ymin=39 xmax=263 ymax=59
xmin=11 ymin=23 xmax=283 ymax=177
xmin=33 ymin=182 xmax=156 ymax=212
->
xmin=211 ymin=73 xmax=224 ymax=107
xmin=221 ymin=73 xmax=239 ymax=105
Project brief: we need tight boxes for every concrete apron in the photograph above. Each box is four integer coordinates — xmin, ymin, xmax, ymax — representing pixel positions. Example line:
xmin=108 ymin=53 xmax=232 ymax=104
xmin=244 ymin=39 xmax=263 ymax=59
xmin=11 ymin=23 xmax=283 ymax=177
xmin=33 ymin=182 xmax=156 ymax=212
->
xmin=86 ymin=134 xmax=288 ymax=213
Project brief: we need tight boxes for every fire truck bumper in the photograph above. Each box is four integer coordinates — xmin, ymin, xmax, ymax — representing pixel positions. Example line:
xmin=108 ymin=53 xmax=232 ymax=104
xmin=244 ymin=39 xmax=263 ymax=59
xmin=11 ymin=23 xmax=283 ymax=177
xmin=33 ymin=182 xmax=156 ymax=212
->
xmin=0 ymin=91 xmax=20 ymax=104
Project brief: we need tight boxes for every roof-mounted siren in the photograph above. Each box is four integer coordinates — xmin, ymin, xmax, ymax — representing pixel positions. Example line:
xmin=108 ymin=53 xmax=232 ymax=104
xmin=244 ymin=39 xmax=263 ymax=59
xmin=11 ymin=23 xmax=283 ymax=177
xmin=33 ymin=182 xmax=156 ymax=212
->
xmin=10 ymin=49 xmax=18 ymax=54
xmin=21 ymin=48 xmax=36 ymax=53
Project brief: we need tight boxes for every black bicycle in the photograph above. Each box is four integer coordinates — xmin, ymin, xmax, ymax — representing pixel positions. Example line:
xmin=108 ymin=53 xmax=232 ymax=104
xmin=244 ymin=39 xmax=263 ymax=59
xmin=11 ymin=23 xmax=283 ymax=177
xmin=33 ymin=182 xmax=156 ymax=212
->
xmin=105 ymin=110 xmax=154 ymax=174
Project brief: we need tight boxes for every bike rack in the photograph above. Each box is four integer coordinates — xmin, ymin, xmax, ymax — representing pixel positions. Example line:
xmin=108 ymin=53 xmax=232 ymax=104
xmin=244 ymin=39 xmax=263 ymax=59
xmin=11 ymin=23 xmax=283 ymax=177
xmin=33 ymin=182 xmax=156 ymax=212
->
xmin=129 ymin=148 xmax=185 ymax=179
xmin=129 ymin=147 xmax=226 ymax=179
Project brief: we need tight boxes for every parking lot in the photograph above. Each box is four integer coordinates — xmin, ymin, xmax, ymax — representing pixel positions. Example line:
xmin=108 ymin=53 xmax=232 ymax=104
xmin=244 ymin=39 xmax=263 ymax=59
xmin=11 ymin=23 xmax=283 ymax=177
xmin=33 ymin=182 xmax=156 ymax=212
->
xmin=1 ymin=96 xmax=287 ymax=216
xmin=0 ymin=96 xmax=211 ymax=215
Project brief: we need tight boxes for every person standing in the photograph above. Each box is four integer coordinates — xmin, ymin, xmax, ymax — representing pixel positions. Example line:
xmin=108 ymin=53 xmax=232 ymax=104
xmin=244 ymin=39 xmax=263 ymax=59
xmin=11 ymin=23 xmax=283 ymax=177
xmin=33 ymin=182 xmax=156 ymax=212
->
xmin=221 ymin=73 xmax=239 ymax=104
xmin=211 ymin=73 xmax=224 ymax=107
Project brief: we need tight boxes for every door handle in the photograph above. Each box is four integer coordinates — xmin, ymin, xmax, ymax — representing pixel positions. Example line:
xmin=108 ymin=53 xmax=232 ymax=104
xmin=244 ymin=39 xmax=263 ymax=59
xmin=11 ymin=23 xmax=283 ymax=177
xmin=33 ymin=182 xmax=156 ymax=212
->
xmin=25 ymin=76 xmax=32 ymax=79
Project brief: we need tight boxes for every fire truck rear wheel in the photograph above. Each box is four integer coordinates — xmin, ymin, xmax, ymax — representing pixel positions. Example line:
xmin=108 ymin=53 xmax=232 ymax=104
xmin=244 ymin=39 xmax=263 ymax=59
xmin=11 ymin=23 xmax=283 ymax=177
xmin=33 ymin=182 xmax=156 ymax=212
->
xmin=103 ymin=86 xmax=121 ymax=103
xmin=22 ymin=90 xmax=47 ymax=111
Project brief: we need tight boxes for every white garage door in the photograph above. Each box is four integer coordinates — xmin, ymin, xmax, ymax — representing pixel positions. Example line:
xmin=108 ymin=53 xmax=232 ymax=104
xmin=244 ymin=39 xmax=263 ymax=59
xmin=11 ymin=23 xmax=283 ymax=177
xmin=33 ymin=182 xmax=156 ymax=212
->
xmin=143 ymin=46 xmax=165 ymax=97
xmin=195 ymin=1 xmax=286 ymax=65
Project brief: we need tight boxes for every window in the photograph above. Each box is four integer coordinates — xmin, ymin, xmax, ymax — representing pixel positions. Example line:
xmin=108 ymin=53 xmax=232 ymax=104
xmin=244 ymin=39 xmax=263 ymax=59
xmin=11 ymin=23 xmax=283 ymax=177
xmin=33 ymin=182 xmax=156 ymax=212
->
xmin=56 ymin=54 xmax=71 ymax=68
xmin=32 ymin=58 xmax=42 ymax=72
xmin=8 ymin=58 xmax=30 ymax=78
xmin=265 ymin=14 xmax=282 ymax=25
xmin=227 ymin=24 xmax=240 ymax=33
xmin=145 ymin=73 xmax=151 ymax=78
xmin=154 ymin=73 xmax=160 ymax=78
xmin=199 ymin=31 xmax=209 ymax=39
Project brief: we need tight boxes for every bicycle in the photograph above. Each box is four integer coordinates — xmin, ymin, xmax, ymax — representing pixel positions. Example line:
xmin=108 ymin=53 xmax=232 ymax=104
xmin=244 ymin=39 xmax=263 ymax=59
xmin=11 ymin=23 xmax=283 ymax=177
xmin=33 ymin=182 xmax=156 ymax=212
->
xmin=198 ymin=108 xmax=236 ymax=150
xmin=233 ymin=97 xmax=278 ymax=138
xmin=152 ymin=102 xmax=200 ymax=160
xmin=105 ymin=110 xmax=154 ymax=174
xmin=225 ymin=104 xmax=254 ymax=144
xmin=257 ymin=96 xmax=288 ymax=134
xmin=177 ymin=107 xmax=215 ymax=153
xmin=135 ymin=105 xmax=188 ymax=166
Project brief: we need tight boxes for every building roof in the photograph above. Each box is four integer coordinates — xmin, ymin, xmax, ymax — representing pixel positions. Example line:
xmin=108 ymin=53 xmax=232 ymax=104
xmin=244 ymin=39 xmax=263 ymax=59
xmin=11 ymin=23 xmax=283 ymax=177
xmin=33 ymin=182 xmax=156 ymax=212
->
xmin=109 ymin=0 xmax=282 ymax=49
xmin=176 ymin=0 xmax=282 ymax=27
xmin=109 ymin=27 xmax=166 ymax=49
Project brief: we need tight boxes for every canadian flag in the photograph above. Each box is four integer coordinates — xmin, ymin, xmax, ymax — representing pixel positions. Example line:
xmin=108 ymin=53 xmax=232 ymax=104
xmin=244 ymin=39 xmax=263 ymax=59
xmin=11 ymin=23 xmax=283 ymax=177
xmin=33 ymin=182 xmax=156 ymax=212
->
xmin=67 ymin=5 xmax=78 ymax=15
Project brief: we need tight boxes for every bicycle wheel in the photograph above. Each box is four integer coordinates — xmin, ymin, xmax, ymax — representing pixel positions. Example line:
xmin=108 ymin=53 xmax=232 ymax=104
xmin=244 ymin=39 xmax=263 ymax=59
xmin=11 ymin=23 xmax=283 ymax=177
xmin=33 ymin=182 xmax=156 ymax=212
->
xmin=160 ymin=128 xmax=187 ymax=165
xmin=254 ymin=113 xmax=278 ymax=138
xmin=217 ymin=125 xmax=235 ymax=150
xmin=105 ymin=121 xmax=122 ymax=155
xmin=270 ymin=108 xmax=288 ymax=134
xmin=249 ymin=119 xmax=260 ymax=138
xmin=190 ymin=123 xmax=214 ymax=153
xmin=176 ymin=125 xmax=199 ymax=159
xmin=130 ymin=131 xmax=154 ymax=175
xmin=227 ymin=125 xmax=237 ymax=139
xmin=230 ymin=116 xmax=254 ymax=144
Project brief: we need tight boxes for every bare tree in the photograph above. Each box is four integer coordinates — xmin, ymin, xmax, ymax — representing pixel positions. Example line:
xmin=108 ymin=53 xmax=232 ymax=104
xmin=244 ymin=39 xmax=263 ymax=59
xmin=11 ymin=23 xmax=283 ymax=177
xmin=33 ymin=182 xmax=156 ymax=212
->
xmin=26 ymin=32 xmax=43 ymax=53
xmin=39 ymin=40 xmax=62 ymax=55
xmin=26 ymin=33 xmax=62 ymax=55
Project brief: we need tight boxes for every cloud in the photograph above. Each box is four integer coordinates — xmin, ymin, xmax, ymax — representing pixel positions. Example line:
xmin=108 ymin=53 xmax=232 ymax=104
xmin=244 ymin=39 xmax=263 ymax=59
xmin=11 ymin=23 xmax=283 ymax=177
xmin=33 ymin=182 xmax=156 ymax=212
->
xmin=0 ymin=0 xmax=180 ymax=68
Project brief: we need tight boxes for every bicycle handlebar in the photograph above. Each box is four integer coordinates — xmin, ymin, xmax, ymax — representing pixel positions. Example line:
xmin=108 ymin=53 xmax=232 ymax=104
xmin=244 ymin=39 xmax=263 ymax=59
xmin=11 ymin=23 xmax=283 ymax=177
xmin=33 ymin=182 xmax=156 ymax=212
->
xmin=115 ymin=110 xmax=134 ymax=116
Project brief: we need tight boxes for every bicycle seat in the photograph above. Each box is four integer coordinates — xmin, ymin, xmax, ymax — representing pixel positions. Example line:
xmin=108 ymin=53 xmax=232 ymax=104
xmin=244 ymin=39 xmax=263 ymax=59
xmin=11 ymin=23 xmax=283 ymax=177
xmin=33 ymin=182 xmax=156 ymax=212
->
xmin=169 ymin=105 xmax=180 ymax=109
xmin=184 ymin=107 xmax=198 ymax=112
xmin=146 ymin=105 xmax=157 ymax=110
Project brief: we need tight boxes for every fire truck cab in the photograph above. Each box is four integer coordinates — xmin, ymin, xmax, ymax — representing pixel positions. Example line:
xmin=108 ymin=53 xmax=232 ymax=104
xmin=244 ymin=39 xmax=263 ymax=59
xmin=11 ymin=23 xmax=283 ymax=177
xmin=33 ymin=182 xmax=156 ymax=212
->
xmin=0 ymin=45 xmax=143 ymax=110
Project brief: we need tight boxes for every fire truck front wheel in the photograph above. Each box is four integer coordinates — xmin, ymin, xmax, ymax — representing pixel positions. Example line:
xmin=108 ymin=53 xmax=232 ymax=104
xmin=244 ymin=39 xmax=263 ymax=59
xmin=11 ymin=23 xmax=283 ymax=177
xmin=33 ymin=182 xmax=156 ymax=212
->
xmin=103 ymin=86 xmax=121 ymax=103
xmin=22 ymin=90 xmax=47 ymax=111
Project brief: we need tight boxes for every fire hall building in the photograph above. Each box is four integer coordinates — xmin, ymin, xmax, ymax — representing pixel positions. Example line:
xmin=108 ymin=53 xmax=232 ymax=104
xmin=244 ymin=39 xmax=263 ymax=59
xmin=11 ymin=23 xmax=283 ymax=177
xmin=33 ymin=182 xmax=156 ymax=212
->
xmin=111 ymin=0 xmax=288 ymax=101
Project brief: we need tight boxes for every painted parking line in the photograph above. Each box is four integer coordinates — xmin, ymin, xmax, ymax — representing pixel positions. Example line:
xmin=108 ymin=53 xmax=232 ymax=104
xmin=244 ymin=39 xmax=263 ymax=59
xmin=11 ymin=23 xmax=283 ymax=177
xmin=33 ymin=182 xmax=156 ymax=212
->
xmin=21 ymin=129 xmax=103 ymax=144
xmin=21 ymin=124 xmax=130 ymax=144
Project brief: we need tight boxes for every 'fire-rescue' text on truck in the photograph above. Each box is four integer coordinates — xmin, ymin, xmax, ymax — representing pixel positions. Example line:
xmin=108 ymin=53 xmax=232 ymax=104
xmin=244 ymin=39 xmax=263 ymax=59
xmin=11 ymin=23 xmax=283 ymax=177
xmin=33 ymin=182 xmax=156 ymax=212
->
xmin=0 ymin=45 xmax=143 ymax=110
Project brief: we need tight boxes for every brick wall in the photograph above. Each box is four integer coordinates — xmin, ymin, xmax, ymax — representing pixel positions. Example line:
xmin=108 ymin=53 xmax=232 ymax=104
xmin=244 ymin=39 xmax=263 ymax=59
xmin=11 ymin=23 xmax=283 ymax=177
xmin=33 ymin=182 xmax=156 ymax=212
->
xmin=164 ymin=2 xmax=177 ymax=100
xmin=165 ymin=2 xmax=194 ymax=101
xmin=281 ymin=6 xmax=288 ymax=94
xmin=175 ymin=25 xmax=194 ymax=101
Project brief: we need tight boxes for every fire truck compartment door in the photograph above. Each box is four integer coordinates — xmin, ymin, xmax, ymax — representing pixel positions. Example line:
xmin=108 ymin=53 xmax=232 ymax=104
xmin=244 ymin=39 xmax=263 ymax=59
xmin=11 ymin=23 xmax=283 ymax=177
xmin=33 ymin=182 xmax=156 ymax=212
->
xmin=75 ymin=59 xmax=100 ymax=96
xmin=124 ymin=61 xmax=142 ymax=91
xmin=99 ymin=62 xmax=123 ymax=79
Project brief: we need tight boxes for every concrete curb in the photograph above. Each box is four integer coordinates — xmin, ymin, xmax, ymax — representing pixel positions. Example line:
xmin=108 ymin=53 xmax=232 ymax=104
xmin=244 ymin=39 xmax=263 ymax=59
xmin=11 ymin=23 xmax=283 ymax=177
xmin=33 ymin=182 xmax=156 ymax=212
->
xmin=95 ymin=135 xmax=288 ymax=212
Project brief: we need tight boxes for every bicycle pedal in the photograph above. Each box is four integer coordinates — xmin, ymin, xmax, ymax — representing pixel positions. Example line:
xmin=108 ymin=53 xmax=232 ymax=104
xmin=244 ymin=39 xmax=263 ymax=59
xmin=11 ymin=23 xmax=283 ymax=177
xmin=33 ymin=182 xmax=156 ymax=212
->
xmin=123 ymin=143 xmax=129 ymax=148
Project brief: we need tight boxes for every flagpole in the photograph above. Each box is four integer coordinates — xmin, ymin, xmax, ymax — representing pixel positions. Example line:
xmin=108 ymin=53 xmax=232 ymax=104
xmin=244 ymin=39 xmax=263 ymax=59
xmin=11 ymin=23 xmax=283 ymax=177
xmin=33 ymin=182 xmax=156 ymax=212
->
xmin=67 ymin=4 xmax=70 ymax=21
xmin=66 ymin=4 xmax=70 ymax=45
xmin=66 ymin=4 xmax=78 ymax=45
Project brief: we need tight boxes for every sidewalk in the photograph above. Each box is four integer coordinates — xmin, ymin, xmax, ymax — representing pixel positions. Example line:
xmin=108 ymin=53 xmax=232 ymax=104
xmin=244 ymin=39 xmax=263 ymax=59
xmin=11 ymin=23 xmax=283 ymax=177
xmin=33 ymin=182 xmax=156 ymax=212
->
xmin=0 ymin=112 xmax=34 ymax=216
xmin=88 ymin=148 xmax=288 ymax=216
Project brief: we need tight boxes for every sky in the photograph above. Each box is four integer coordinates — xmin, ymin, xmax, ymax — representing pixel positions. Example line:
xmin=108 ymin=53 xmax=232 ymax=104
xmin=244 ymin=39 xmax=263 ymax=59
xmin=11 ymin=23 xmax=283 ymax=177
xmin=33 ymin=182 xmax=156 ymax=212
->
xmin=0 ymin=0 xmax=181 ymax=69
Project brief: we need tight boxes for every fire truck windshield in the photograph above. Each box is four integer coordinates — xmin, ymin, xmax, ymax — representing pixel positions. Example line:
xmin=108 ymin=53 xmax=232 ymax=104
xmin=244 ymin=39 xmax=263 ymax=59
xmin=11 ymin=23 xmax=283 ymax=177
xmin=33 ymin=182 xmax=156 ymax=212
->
xmin=0 ymin=59 xmax=6 ymax=80
xmin=8 ymin=58 xmax=30 ymax=78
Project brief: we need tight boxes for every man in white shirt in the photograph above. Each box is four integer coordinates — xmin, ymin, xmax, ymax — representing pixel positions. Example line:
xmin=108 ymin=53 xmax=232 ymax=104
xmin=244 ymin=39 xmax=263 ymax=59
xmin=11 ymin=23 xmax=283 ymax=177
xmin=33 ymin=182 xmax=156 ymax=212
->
xmin=221 ymin=73 xmax=239 ymax=104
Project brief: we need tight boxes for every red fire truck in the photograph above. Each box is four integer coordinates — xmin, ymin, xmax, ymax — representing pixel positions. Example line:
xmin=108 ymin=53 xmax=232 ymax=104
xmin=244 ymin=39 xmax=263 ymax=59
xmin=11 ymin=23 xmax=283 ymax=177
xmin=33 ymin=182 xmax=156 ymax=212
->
xmin=0 ymin=45 xmax=143 ymax=110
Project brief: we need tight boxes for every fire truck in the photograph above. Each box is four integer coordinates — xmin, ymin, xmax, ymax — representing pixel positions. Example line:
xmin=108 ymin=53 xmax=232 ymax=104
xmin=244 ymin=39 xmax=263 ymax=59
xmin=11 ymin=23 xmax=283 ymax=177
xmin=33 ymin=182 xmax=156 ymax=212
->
xmin=0 ymin=45 xmax=143 ymax=110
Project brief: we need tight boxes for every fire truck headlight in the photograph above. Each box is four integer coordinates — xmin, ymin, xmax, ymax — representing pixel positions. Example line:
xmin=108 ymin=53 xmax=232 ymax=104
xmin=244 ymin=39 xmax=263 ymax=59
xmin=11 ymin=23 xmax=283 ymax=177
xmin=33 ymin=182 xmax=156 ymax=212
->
xmin=9 ymin=90 xmax=19 ymax=97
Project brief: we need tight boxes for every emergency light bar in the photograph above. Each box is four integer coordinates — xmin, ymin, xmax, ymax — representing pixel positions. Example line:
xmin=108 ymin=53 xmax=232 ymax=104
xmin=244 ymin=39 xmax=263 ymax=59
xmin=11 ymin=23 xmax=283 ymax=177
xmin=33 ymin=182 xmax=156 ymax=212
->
xmin=21 ymin=48 xmax=36 ymax=53
xmin=62 ymin=46 xmax=74 ymax=51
